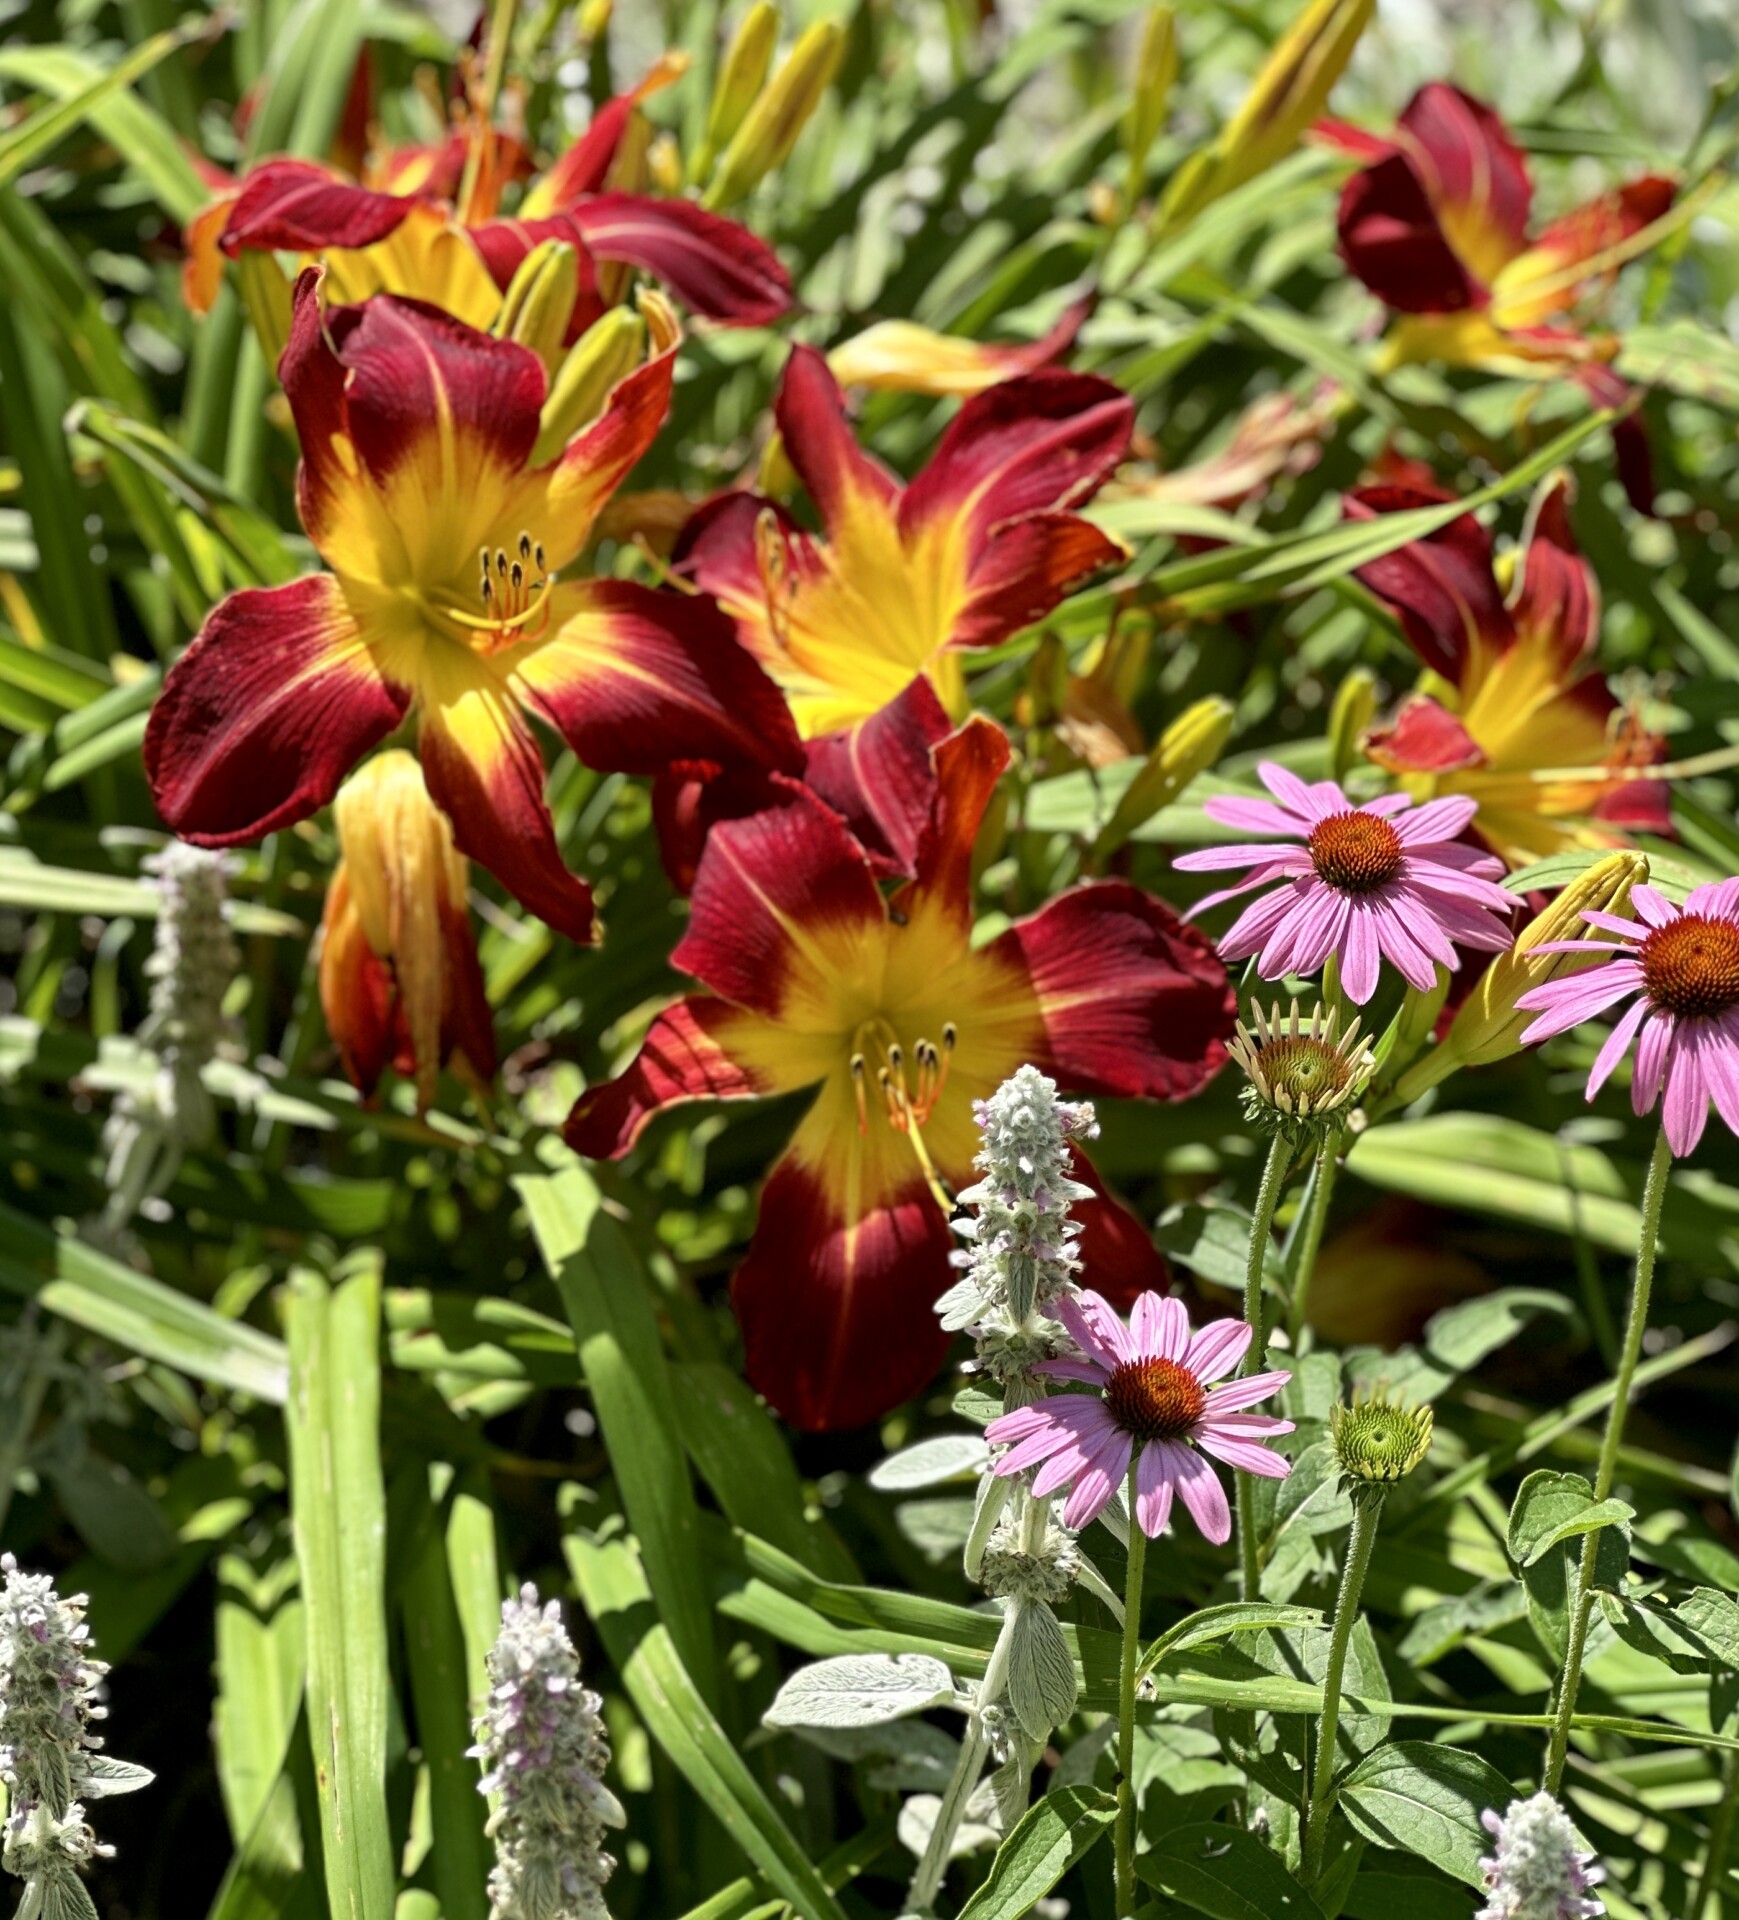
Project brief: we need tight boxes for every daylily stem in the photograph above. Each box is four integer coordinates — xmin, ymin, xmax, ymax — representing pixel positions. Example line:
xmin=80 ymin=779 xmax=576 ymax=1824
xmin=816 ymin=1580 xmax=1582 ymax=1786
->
xmin=1114 ymin=1460 xmax=1148 ymax=1919
xmin=1543 ymin=1122 xmax=1672 ymax=1795
xmin=1689 ymin=1745 xmax=1738 ymax=1918
xmin=1286 ymin=1138 xmax=1340 ymax=1349
xmin=1237 ymin=1131 xmax=1292 ymax=1600
xmin=1301 ymin=1491 xmax=1382 ymax=1885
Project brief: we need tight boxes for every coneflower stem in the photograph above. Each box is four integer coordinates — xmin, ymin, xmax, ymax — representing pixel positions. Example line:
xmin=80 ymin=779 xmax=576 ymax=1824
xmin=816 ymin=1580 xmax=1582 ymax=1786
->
xmin=1301 ymin=1492 xmax=1382 ymax=1885
xmin=1689 ymin=1746 xmax=1737 ymax=1918
xmin=1114 ymin=1460 xmax=1148 ymax=1919
xmin=1237 ymin=1131 xmax=1291 ymax=1599
xmin=1543 ymin=1122 xmax=1672 ymax=1794
xmin=1286 ymin=1138 xmax=1340 ymax=1348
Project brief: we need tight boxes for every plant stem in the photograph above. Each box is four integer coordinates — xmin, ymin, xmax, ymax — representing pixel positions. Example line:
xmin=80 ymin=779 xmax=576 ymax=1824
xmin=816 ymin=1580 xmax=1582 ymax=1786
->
xmin=1114 ymin=1462 xmax=1149 ymax=1919
xmin=1237 ymin=1131 xmax=1292 ymax=1600
xmin=1301 ymin=1493 xmax=1382 ymax=1885
xmin=1286 ymin=1138 xmax=1340 ymax=1348
xmin=1542 ymin=1122 xmax=1672 ymax=1795
xmin=907 ymin=1609 xmax=1014 ymax=1913
xmin=1689 ymin=1746 xmax=1738 ymax=1919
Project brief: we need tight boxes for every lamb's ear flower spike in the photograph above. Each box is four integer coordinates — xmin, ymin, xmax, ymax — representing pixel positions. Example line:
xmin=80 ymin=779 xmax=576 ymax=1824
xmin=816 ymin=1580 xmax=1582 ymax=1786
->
xmin=1475 ymin=1792 xmax=1606 ymax=1920
xmin=1 ymin=1554 xmax=153 ymax=1916
xmin=1173 ymin=760 xmax=1516 ymax=1004
xmin=471 ymin=1582 xmax=625 ymax=1920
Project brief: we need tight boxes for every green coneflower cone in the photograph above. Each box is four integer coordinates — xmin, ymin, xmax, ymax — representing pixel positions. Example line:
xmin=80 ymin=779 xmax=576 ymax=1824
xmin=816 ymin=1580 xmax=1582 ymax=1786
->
xmin=1228 ymin=1000 xmax=1375 ymax=1144
xmin=1330 ymin=1394 xmax=1433 ymax=1504
xmin=471 ymin=1584 xmax=625 ymax=1920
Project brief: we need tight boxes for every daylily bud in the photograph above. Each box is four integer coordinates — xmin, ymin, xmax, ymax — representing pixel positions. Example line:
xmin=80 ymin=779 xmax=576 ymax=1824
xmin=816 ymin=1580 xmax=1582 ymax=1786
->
xmin=757 ymin=428 xmax=799 ymax=499
xmin=698 ymin=0 xmax=780 ymax=180
xmin=237 ymin=249 xmax=293 ymax=364
xmin=1123 ymin=7 xmax=1179 ymax=196
xmin=320 ymin=751 xmax=495 ymax=1113
xmin=1158 ymin=0 xmax=1373 ymax=230
xmin=492 ymin=239 xmax=581 ymax=373
xmin=1090 ymin=694 xmax=1232 ymax=863
xmin=1393 ymin=850 xmax=1648 ymax=1104
xmin=533 ymin=305 xmax=647 ymax=465
xmin=704 ymin=19 xmax=843 ymax=209
xmin=1329 ymin=663 xmax=1376 ymax=780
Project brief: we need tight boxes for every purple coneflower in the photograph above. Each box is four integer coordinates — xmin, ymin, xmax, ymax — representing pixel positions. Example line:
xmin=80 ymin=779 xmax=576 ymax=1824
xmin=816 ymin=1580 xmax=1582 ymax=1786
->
xmin=1515 ymin=879 xmax=1739 ymax=1155
xmin=983 ymin=1290 xmax=1293 ymax=1540
xmin=1174 ymin=761 xmax=1515 ymax=1003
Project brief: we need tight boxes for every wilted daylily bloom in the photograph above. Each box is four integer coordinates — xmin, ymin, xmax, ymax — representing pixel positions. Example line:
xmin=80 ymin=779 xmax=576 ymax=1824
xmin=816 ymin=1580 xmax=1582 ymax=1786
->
xmin=183 ymin=55 xmax=791 ymax=337
xmin=319 ymin=750 xmax=494 ymax=1112
xmin=566 ymin=718 xmax=1236 ymax=1431
xmin=1348 ymin=477 xmax=1667 ymax=865
xmin=675 ymin=345 xmax=1133 ymax=740
xmin=145 ymin=270 xmax=800 ymax=944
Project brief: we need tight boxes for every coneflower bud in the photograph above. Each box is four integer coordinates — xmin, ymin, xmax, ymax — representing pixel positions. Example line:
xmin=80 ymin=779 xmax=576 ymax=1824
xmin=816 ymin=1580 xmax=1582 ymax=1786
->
xmin=1476 ymin=1792 xmax=1606 ymax=1920
xmin=1330 ymin=1392 xmax=1433 ymax=1504
xmin=1228 ymin=999 xmax=1374 ymax=1142
xmin=471 ymin=1584 xmax=625 ymax=1920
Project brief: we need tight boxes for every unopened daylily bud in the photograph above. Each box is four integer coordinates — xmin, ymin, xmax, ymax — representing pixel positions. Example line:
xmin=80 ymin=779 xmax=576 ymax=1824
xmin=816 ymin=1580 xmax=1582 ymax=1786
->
xmin=647 ymin=130 xmax=684 ymax=195
xmin=320 ymin=751 xmax=495 ymax=1113
xmin=757 ymin=427 xmax=799 ymax=499
xmin=704 ymin=19 xmax=843 ymax=209
xmin=533 ymin=306 xmax=647 ymax=465
xmin=492 ymin=240 xmax=581 ymax=372
xmin=1091 ymin=694 xmax=1232 ymax=863
xmin=1329 ymin=664 xmax=1377 ymax=780
xmin=1158 ymin=0 xmax=1373 ymax=230
xmin=237 ymin=249 xmax=293 ymax=364
xmin=1394 ymin=850 xmax=1648 ymax=1104
xmin=698 ymin=0 xmax=780 ymax=180
xmin=1123 ymin=7 xmax=1179 ymax=194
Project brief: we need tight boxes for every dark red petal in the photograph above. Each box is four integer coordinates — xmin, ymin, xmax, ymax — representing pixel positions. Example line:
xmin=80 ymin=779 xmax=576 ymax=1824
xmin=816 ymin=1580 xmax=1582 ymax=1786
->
xmin=892 ymin=715 xmax=1012 ymax=931
xmin=947 ymin=510 xmax=1127 ymax=653
xmin=1364 ymin=694 xmax=1485 ymax=774
xmin=1572 ymin=365 xmax=1656 ymax=515
xmin=565 ymin=997 xmax=773 ymax=1159
xmin=1510 ymin=476 xmax=1598 ymax=674
xmin=566 ymin=194 xmax=793 ymax=324
xmin=774 ymin=345 xmax=901 ymax=524
xmin=219 ymin=158 xmax=417 ymax=255
xmin=803 ymin=676 xmax=953 ymax=877
xmin=1345 ymin=484 xmax=1513 ymax=680
xmin=512 ymin=580 xmax=804 ymax=778
xmin=675 ymin=784 xmax=885 ymax=1014
xmin=280 ymin=268 xmax=354 ymax=537
xmin=1529 ymin=175 xmax=1676 ymax=282
xmin=1070 ymin=1148 xmax=1169 ymax=1309
xmin=318 ymin=872 xmax=397 ymax=1099
xmin=145 ymin=574 xmax=409 ymax=845
xmin=651 ymin=762 xmax=787 ymax=895
xmin=440 ymin=895 xmax=498 ymax=1085
xmin=1336 ymin=151 xmax=1485 ymax=314
xmin=899 ymin=370 xmax=1133 ymax=548
xmin=733 ymin=1154 xmax=954 ymax=1432
xmin=1397 ymin=83 xmax=1532 ymax=261
xmin=994 ymin=880 xmax=1236 ymax=1100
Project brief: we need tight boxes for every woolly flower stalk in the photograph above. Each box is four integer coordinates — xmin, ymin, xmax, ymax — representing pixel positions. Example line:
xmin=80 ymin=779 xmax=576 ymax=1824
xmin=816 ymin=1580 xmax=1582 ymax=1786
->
xmin=1476 ymin=1793 xmax=1606 ymax=1920
xmin=1 ymin=1554 xmax=149 ymax=1914
xmin=471 ymin=1583 xmax=625 ymax=1920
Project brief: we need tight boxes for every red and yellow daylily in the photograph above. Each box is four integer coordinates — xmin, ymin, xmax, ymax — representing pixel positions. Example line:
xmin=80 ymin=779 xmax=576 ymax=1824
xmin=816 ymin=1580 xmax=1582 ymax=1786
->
xmin=319 ymin=750 xmax=495 ymax=1113
xmin=1318 ymin=83 xmax=1674 ymax=376
xmin=1348 ymin=475 xmax=1667 ymax=865
xmin=674 ymin=345 xmax=1134 ymax=740
xmin=184 ymin=57 xmax=790 ymax=336
xmin=566 ymin=716 xmax=1235 ymax=1432
xmin=144 ymin=269 xmax=801 ymax=945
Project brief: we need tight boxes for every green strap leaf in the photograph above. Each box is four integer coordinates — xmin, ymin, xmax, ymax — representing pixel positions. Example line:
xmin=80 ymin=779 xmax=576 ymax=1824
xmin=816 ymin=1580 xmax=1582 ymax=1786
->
xmin=955 ymin=1786 xmax=1116 ymax=1920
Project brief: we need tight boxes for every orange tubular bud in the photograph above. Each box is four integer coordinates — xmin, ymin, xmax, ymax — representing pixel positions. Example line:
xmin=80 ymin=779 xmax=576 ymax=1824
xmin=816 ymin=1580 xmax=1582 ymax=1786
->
xmin=320 ymin=750 xmax=496 ymax=1112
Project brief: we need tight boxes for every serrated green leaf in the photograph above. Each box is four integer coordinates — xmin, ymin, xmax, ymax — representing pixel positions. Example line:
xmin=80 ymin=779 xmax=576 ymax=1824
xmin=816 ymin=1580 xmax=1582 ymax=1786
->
xmin=1138 ymin=1820 xmax=1326 ymax=1919
xmin=1337 ymin=1742 xmax=1513 ymax=1889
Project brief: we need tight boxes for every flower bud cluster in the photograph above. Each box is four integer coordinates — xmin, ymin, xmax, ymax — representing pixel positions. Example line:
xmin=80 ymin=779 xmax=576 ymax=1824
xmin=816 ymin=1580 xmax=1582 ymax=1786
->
xmin=977 ymin=1518 xmax=1080 ymax=1607
xmin=471 ymin=1584 xmax=625 ymax=1920
xmin=137 ymin=841 xmax=239 ymax=1128
xmin=1476 ymin=1792 xmax=1606 ymax=1920
xmin=0 ymin=1556 xmax=116 ymax=1897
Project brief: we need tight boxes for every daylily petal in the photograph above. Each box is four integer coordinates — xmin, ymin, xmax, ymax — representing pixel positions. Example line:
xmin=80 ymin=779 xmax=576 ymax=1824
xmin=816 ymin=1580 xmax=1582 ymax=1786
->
xmin=1508 ymin=475 xmax=1598 ymax=674
xmin=1396 ymin=82 xmax=1532 ymax=280
xmin=1346 ymin=484 xmax=1513 ymax=680
xmin=317 ymin=870 xmax=399 ymax=1100
xmin=218 ymin=157 xmax=417 ymax=256
xmin=803 ymin=675 xmax=954 ymax=877
xmin=775 ymin=343 xmax=901 ymax=523
xmin=945 ymin=510 xmax=1127 ymax=653
xmin=1336 ymin=150 xmax=1484 ymax=314
xmin=565 ymin=996 xmax=788 ymax=1158
xmin=1365 ymin=695 xmax=1485 ymax=775
xmin=565 ymin=194 xmax=793 ymax=324
xmin=892 ymin=717 xmax=1012 ymax=933
xmin=145 ymin=573 xmax=409 ymax=845
xmin=827 ymin=297 xmax=1090 ymax=396
xmin=521 ymin=54 xmax=689 ymax=214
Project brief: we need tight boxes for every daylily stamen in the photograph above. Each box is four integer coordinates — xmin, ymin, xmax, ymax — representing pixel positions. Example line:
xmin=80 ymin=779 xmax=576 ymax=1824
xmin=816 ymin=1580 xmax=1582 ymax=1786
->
xmin=448 ymin=530 xmax=556 ymax=649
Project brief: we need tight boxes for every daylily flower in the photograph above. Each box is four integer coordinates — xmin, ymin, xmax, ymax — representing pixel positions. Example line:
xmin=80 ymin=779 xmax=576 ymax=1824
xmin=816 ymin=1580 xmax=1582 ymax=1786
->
xmin=674 ymin=345 xmax=1133 ymax=740
xmin=824 ymin=297 xmax=1091 ymax=397
xmin=1318 ymin=84 xmax=1673 ymax=500
xmin=1347 ymin=476 xmax=1667 ymax=866
xmin=319 ymin=750 xmax=494 ymax=1113
xmin=183 ymin=56 xmax=790 ymax=336
xmin=565 ymin=717 xmax=1236 ymax=1431
xmin=145 ymin=270 xmax=800 ymax=945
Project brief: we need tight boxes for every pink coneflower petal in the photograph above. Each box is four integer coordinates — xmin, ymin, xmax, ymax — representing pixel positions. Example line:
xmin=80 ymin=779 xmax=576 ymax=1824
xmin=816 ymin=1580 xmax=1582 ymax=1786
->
xmin=1687 ymin=877 xmax=1739 ymax=917
xmin=994 ymin=1395 xmax=1118 ymax=1477
xmin=1196 ymin=1430 xmax=1295 ymax=1478
xmin=1184 ymin=1319 xmax=1253 ymax=1383
xmin=983 ymin=1403 xmax=1054 ymax=1448
xmin=1342 ymin=903 xmax=1381 ymax=1003
xmin=1361 ymin=792 xmax=1414 ymax=817
xmin=1134 ymin=1440 xmax=1176 ymax=1536
xmin=1032 ymin=1427 xmax=1110 ymax=1499
xmin=1054 ymin=1290 xmax=1131 ymax=1370
xmin=1163 ymin=1440 xmax=1232 ymax=1544
xmin=1203 ymin=1369 xmax=1294 ymax=1415
xmin=1633 ymin=1010 xmax=1674 ymax=1113
xmin=1061 ymin=1426 xmax=1134 ymax=1530
xmin=1518 ymin=967 xmax=1645 ymax=1044
xmin=1200 ymin=1412 xmax=1294 ymax=1439
xmin=1579 ymin=910 xmax=1648 ymax=940
xmin=1034 ymin=1356 xmax=1111 ymax=1386
xmin=1203 ymin=797 xmax=1310 ymax=835
xmin=1216 ymin=883 xmax=1303 ymax=963
xmin=1391 ymin=794 xmax=1480 ymax=844
xmin=1258 ymin=760 xmax=1333 ymax=823
xmin=1191 ymin=869 xmax=1294 ymax=919
xmin=1663 ymin=1033 xmax=1710 ymax=1154
xmin=1180 ymin=841 xmax=1314 ymax=872
xmin=1631 ymin=885 xmax=1678 ymax=928
xmin=1709 ymin=1011 xmax=1739 ymax=1132
xmin=1586 ymin=995 xmax=1651 ymax=1098
xmin=1130 ymin=1292 xmax=1190 ymax=1362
